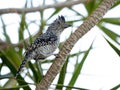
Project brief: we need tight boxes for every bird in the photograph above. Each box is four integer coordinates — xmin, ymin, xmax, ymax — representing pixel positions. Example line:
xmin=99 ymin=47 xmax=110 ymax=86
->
xmin=15 ymin=15 xmax=71 ymax=78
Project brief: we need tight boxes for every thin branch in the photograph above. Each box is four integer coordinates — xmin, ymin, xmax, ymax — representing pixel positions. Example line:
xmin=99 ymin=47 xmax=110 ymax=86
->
xmin=36 ymin=0 xmax=117 ymax=89
xmin=0 ymin=42 xmax=24 ymax=50
xmin=0 ymin=0 xmax=87 ymax=14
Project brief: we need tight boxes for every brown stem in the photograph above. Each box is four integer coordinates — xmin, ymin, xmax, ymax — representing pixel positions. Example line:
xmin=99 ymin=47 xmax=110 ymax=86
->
xmin=0 ymin=0 xmax=87 ymax=14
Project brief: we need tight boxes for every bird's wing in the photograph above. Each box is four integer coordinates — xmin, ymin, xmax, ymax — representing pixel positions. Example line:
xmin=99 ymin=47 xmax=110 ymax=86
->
xmin=24 ymin=32 xmax=58 ymax=57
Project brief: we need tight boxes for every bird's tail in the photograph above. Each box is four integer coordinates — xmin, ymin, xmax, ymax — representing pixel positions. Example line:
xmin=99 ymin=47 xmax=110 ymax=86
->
xmin=15 ymin=58 xmax=28 ymax=78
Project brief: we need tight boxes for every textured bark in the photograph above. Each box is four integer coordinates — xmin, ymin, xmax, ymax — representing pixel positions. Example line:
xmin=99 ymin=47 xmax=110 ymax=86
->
xmin=36 ymin=0 xmax=117 ymax=90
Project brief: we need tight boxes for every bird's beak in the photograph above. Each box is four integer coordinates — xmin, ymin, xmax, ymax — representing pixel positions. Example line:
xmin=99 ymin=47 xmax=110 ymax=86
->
xmin=64 ymin=24 xmax=71 ymax=28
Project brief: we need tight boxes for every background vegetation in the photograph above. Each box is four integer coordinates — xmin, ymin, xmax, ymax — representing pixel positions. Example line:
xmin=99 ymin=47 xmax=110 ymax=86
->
xmin=0 ymin=0 xmax=120 ymax=90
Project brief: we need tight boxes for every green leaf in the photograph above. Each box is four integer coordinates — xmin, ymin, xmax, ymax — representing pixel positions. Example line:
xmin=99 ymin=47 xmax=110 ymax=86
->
xmin=69 ymin=7 xmax=84 ymax=18
xmin=39 ymin=8 xmax=45 ymax=35
xmin=35 ymin=62 xmax=43 ymax=82
xmin=28 ymin=61 xmax=43 ymax=83
xmin=28 ymin=62 xmax=39 ymax=83
xmin=99 ymin=25 xmax=119 ymax=44
xmin=104 ymin=37 xmax=120 ymax=56
xmin=18 ymin=13 xmax=26 ymax=56
xmin=111 ymin=0 xmax=120 ymax=8
xmin=84 ymin=0 xmax=102 ymax=15
xmin=19 ymin=13 xmax=26 ymax=41
xmin=0 ymin=17 xmax=11 ymax=43
xmin=101 ymin=18 xmax=120 ymax=25
xmin=111 ymin=83 xmax=120 ymax=90
xmin=53 ymin=84 xmax=88 ymax=90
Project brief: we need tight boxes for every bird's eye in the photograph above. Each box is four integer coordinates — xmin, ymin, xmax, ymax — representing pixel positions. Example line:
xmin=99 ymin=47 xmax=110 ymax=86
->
xmin=57 ymin=21 xmax=60 ymax=25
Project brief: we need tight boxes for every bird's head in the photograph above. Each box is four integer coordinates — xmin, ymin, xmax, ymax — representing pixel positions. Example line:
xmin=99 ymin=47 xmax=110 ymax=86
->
xmin=47 ymin=16 xmax=71 ymax=35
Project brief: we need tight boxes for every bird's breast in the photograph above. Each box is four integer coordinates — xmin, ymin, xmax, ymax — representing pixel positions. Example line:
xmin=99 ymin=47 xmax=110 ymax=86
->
xmin=35 ymin=39 xmax=59 ymax=57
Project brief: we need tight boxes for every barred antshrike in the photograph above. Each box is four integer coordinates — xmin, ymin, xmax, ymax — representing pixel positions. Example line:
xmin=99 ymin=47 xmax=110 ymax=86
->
xmin=15 ymin=16 xmax=71 ymax=78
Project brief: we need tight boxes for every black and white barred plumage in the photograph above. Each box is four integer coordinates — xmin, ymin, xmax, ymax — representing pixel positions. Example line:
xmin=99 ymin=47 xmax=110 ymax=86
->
xmin=15 ymin=16 xmax=71 ymax=78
